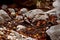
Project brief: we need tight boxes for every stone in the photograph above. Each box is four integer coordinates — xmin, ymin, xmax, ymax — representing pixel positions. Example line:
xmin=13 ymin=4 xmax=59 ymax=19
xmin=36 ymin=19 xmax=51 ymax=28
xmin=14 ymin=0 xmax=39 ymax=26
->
xmin=1 ymin=5 xmax=8 ymax=10
xmin=16 ymin=15 xmax=23 ymax=21
xmin=45 ymin=0 xmax=60 ymax=19
xmin=53 ymin=0 xmax=60 ymax=19
xmin=25 ymin=9 xmax=44 ymax=19
xmin=0 ymin=16 xmax=4 ymax=24
xmin=17 ymin=25 xmax=26 ymax=31
xmin=20 ymin=8 xmax=28 ymax=14
xmin=0 ymin=10 xmax=11 ymax=21
xmin=46 ymin=24 xmax=60 ymax=40
xmin=8 ymin=8 xmax=15 ymax=12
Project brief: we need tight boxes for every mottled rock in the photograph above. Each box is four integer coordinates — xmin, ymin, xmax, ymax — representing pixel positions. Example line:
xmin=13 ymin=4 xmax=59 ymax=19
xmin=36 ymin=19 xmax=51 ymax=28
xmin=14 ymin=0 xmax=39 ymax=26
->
xmin=0 ymin=10 xmax=11 ymax=21
xmin=17 ymin=25 xmax=26 ymax=31
xmin=16 ymin=15 xmax=23 ymax=21
xmin=8 ymin=8 xmax=15 ymax=12
xmin=25 ymin=9 xmax=44 ymax=19
xmin=46 ymin=24 xmax=60 ymax=40
xmin=1 ymin=5 xmax=8 ymax=10
xmin=0 ymin=16 xmax=5 ymax=24
xmin=20 ymin=8 xmax=28 ymax=14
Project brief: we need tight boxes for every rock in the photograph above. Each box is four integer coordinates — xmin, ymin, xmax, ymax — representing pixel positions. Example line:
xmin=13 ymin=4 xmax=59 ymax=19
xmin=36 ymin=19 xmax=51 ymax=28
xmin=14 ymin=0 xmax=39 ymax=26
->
xmin=56 ymin=20 xmax=60 ymax=24
xmin=45 ymin=9 xmax=56 ymax=15
xmin=7 ymin=30 xmax=22 ymax=40
xmin=44 ymin=0 xmax=60 ymax=19
xmin=17 ymin=25 xmax=26 ymax=31
xmin=11 ymin=12 xmax=16 ymax=16
xmin=32 ymin=14 xmax=48 ymax=22
xmin=0 ymin=10 xmax=11 ymax=21
xmin=16 ymin=15 xmax=23 ymax=21
xmin=20 ymin=8 xmax=28 ymax=14
xmin=8 ymin=8 xmax=15 ymax=13
xmin=53 ymin=0 xmax=60 ymax=19
xmin=25 ymin=9 xmax=44 ymax=19
xmin=26 ymin=37 xmax=36 ymax=40
xmin=8 ymin=8 xmax=16 ymax=16
xmin=0 ymin=16 xmax=5 ymax=24
xmin=53 ymin=0 xmax=60 ymax=8
xmin=0 ymin=26 xmax=7 ymax=31
xmin=0 ymin=31 xmax=4 ymax=35
xmin=37 ymin=14 xmax=48 ymax=20
xmin=24 ymin=9 xmax=48 ymax=23
xmin=46 ymin=24 xmax=60 ymax=40
xmin=1 ymin=5 xmax=8 ymax=10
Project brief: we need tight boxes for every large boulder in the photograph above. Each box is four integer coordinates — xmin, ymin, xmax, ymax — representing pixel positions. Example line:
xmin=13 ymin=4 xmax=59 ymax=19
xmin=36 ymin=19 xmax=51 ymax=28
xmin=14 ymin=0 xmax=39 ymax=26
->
xmin=46 ymin=24 xmax=60 ymax=40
